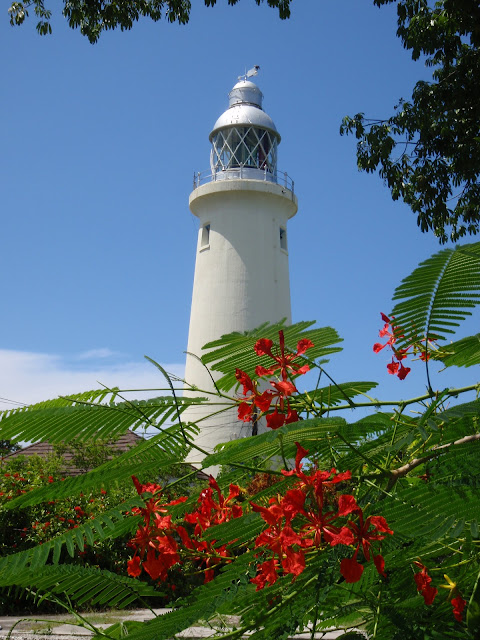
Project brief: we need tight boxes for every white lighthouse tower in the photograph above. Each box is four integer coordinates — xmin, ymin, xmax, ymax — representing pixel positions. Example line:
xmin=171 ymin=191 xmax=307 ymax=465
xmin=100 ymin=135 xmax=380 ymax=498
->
xmin=184 ymin=72 xmax=298 ymax=463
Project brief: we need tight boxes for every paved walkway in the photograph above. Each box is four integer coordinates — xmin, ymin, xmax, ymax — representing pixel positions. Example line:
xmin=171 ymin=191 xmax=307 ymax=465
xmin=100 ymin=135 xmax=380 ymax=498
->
xmin=0 ymin=609 xmax=163 ymax=638
xmin=0 ymin=609 xmax=352 ymax=639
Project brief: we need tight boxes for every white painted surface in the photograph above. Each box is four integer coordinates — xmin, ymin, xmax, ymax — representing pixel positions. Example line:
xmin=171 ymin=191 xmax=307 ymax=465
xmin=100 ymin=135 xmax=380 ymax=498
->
xmin=184 ymin=178 xmax=297 ymax=464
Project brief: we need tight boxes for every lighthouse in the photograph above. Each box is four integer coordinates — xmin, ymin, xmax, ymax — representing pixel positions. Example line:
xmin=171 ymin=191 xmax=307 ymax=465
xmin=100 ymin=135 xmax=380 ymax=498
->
xmin=184 ymin=72 xmax=298 ymax=464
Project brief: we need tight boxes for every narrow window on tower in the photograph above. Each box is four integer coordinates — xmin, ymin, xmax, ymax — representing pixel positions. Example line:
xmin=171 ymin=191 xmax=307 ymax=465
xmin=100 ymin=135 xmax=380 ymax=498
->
xmin=279 ymin=227 xmax=287 ymax=251
xmin=200 ymin=223 xmax=211 ymax=250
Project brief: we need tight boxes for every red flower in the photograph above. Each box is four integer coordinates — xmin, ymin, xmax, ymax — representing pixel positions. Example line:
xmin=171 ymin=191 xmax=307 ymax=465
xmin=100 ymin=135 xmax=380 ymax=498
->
xmin=235 ymin=368 xmax=275 ymax=423
xmin=251 ymin=498 xmax=285 ymax=527
xmin=339 ymin=512 xmax=393 ymax=583
xmin=143 ymin=542 xmax=179 ymax=581
xmin=266 ymin=407 xmax=287 ymax=430
xmin=236 ymin=332 xmax=312 ymax=428
xmin=285 ymin=406 xmax=300 ymax=424
xmin=421 ymin=583 xmax=438 ymax=605
xmin=128 ymin=524 xmax=153 ymax=557
xmin=386 ymin=358 xmax=399 ymax=375
xmin=451 ymin=595 xmax=466 ymax=622
xmin=235 ymin=368 xmax=254 ymax=396
xmin=413 ymin=562 xmax=438 ymax=605
xmin=282 ymin=547 xmax=305 ymax=578
xmin=374 ymin=554 xmax=386 ymax=578
xmin=236 ymin=369 xmax=299 ymax=429
xmin=251 ymin=558 xmax=279 ymax=590
xmin=340 ymin=555 xmax=364 ymax=583
xmin=280 ymin=488 xmax=306 ymax=522
xmin=132 ymin=476 xmax=162 ymax=496
xmin=262 ymin=380 xmax=298 ymax=429
xmin=255 ymin=521 xmax=303 ymax=557
xmin=397 ymin=362 xmax=411 ymax=380
xmin=254 ymin=330 xmax=313 ymax=381
xmin=374 ymin=315 xmax=397 ymax=352
xmin=292 ymin=441 xmax=308 ymax=474
xmin=127 ymin=555 xmax=141 ymax=578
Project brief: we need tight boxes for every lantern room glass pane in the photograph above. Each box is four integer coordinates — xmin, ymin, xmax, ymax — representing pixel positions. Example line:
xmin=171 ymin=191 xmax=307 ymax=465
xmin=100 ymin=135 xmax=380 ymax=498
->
xmin=211 ymin=126 xmax=278 ymax=176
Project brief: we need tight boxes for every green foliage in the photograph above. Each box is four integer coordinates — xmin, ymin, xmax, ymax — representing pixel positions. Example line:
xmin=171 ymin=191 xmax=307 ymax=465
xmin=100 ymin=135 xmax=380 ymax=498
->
xmin=390 ymin=241 xmax=480 ymax=348
xmin=201 ymin=321 xmax=342 ymax=392
xmin=54 ymin=439 xmax=118 ymax=473
xmin=0 ymin=240 xmax=479 ymax=637
xmin=437 ymin=334 xmax=480 ymax=368
xmin=0 ymin=391 xmax=197 ymax=445
xmin=1 ymin=564 xmax=160 ymax=608
xmin=8 ymin=0 xmax=291 ymax=43
xmin=341 ymin=0 xmax=480 ymax=243
xmin=0 ymin=439 xmax=21 ymax=455
xmin=0 ymin=445 xmax=202 ymax=613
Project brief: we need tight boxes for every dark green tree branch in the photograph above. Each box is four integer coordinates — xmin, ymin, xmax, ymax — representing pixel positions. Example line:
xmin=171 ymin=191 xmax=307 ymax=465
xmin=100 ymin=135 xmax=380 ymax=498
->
xmin=341 ymin=0 xmax=480 ymax=243
xmin=8 ymin=0 xmax=291 ymax=43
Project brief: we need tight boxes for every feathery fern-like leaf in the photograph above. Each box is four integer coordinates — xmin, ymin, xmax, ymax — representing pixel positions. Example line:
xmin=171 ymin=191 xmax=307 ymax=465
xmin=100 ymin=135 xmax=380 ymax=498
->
xmin=202 ymin=512 xmax=265 ymax=546
xmin=0 ymin=395 xmax=199 ymax=444
xmin=0 ymin=389 xmax=119 ymax=422
xmin=390 ymin=241 xmax=480 ymax=348
xmin=199 ymin=321 xmax=343 ymax=392
xmin=201 ymin=417 xmax=347 ymax=469
xmin=435 ymin=333 xmax=480 ymax=368
xmin=381 ymin=479 xmax=480 ymax=541
xmin=0 ymin=565 xmax=158 ymax=608
xmin=300 ymin=381 xmax=378 ymax=409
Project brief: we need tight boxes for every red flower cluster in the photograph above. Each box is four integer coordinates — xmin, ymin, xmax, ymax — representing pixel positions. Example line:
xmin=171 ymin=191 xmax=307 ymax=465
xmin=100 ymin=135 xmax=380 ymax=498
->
xmin=127 ymin=476 xmax=243 ymax=584
xmin=127 ymin=443 xmax=394 ymax=592
xmin=235 ymin=330 xmax=314 ymax=430
xmin=413 ymin=562 xmax=467 ymax=622
xmin=127 ymin=477 xmax=187 ymax=581
xmin=374 ymin=313 xmax=438 ymax=379
xmin=249 ymin=443 xmax=393 ymax=589
xmin=127 ymin=332 xmax=396 ymax=594
xmin=373 ymin=313 xmax=411 ymax=380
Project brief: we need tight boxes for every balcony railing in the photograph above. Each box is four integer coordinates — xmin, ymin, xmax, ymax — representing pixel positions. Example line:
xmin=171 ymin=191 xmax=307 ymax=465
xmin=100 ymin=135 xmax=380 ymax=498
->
xmin=192 ymin=167 xmax=295 ymax=195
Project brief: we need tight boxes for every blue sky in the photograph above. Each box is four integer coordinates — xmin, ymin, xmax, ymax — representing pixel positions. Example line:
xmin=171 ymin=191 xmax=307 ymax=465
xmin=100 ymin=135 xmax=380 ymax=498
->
xmin=1 ymin=1 xmax=478 ymax=414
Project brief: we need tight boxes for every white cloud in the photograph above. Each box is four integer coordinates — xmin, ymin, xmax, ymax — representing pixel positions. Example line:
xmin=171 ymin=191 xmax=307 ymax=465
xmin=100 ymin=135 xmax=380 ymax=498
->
xmin=0 ymin=349 xmax=185 ymax=411
xmin=76 ymin=348 xmax=121 ymax=360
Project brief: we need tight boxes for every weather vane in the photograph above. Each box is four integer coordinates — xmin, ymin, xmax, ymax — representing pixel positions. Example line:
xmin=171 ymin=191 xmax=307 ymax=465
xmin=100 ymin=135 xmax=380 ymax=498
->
xmin=238 ymin=65 xmax=260 ymax=81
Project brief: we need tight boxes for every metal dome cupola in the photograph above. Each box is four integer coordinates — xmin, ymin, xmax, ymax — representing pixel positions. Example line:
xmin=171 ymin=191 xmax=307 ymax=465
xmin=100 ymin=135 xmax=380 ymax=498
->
xmin=209 ymin=75 xmax=281 ymax=182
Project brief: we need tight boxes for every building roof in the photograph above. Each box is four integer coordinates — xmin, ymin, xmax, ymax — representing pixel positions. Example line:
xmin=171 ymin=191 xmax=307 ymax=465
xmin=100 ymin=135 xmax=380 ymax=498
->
xmin=4 ymin=431 xmax=144 ymax=476
xmin=4 ymin=432 xmax=210 ymax=482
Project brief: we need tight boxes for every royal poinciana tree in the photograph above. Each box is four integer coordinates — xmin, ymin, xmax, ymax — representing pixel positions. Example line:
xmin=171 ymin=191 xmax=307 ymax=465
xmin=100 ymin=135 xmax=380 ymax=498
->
xmin=0 ymin=240 xmax=479 ymax=639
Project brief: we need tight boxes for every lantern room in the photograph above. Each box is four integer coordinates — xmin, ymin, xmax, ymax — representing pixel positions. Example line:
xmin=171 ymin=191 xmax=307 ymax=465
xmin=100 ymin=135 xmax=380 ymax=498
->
xmin=208 ymin=79 xmax=281 ymax=182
